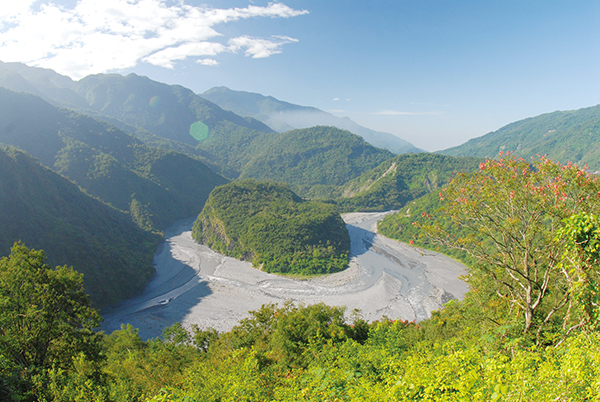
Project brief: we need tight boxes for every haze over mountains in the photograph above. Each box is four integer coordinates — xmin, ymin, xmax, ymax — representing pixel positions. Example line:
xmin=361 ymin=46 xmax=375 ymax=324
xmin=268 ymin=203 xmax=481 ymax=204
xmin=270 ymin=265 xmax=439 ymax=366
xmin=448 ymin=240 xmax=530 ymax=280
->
xmin=2 ymin=59 xmax=600 ymax=311
xmin=201 ymin=86 xmax=423 ymax=155
xmin=442 ymin=104 xmax=600 ymax=171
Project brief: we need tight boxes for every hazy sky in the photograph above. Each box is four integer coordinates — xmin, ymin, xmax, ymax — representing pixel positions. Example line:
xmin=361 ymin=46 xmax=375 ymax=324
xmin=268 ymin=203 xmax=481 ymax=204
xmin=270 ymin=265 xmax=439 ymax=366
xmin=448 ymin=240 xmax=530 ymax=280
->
xmin=1 ymin=1 xmax=600 ymax=151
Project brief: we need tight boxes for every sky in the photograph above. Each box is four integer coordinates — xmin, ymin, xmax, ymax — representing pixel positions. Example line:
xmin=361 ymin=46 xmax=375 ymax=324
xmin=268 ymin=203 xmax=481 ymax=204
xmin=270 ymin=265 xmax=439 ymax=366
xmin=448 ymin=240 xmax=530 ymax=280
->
xmin=1 ymin=0 xmax=600 ymax=151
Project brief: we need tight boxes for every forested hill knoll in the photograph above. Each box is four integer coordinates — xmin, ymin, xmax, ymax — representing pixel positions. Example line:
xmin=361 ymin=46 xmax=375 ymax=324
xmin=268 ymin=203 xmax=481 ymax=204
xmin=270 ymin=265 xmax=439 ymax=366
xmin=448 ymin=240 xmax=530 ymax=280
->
xmin=0 ymin=146 xmax=159 ymax=308
xmin=0 ymin=87 xmax=228 ymax=231
xmin=202 ymin=85 xmax=423 ymax=154
xmin=336 ymin=153 xmax=482 ymax=212
xmin=192 ymin=180 xmax=350 ymax=275
xmin=442 ymin=103 xmax=600 ymax=170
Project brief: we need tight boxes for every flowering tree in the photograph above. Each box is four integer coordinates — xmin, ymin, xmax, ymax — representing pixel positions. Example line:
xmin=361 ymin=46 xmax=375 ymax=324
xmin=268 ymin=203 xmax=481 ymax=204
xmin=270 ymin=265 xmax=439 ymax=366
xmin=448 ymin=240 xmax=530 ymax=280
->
xmin=424 ymin=153 xmax=600 ymax=342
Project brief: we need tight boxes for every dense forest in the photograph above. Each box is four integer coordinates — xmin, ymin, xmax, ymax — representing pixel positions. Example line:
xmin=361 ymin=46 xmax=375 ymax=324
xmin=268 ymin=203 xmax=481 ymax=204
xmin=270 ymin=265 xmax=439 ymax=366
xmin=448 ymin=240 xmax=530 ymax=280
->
xmin=0 ymin=146 xmax=159 ymax=308
xmin=192 ymin=180 xmax=350 ymax=275
xmin=5 ymin=155 xmax=600 ymax=402
xmin=4 ymin=63 xmax=600 ymax=400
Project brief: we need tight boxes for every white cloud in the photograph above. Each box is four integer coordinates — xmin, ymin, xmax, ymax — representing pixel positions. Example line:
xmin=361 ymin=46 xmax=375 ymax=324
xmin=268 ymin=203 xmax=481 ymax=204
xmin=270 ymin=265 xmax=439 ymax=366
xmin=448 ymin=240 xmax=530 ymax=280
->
xmin=195 ymin=58 xmax=219 ymax=66
xmin=0 ymin=0 xmax=308 ymax=79
xmin=332 ymin=97 xmax=340 ymax=101
xmin=228 ymin=35 xmax=298 ymax=58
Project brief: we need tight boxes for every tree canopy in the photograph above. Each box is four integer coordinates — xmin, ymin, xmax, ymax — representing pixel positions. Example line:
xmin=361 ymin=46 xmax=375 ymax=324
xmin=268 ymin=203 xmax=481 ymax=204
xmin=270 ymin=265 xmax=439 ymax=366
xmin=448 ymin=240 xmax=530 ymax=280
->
xmin=0 ymin=243 xmax=102 ymax=399
xmin=193 ymin=179 xmax=350 ymax=275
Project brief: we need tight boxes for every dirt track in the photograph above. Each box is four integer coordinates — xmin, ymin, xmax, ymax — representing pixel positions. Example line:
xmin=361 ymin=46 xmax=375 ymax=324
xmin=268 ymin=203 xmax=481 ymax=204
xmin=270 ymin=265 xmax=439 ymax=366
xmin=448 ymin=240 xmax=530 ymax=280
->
xmin=102 ymin=212 xmax=468 ymax=340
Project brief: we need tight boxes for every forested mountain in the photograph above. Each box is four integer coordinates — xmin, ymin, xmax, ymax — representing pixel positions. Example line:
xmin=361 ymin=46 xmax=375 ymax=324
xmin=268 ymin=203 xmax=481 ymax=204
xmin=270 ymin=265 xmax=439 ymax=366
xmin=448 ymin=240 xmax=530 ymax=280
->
xmin=0 ymin=60 xmax=87 ymax=108
xmin=442 ymin=104 xmax=600 ymax=170
xmin=336 ymin=153 xmax=481 ymax=211
xmin=71 ymin=73 xmax=274 ymax=144
xmin=235 ymin=126 xmax=396 ymax=198
xmin=192 ymin=180 xmax=350 ymax=275
xmin=0 ymin=63 xmax=395 ymax=192
xmin=0 ymin=146 xmax=159 ymax=308
xmin=202 ymin=86 xmax=423 ymax=154
xmin=0 ymin=87 xmax=228 ymax=231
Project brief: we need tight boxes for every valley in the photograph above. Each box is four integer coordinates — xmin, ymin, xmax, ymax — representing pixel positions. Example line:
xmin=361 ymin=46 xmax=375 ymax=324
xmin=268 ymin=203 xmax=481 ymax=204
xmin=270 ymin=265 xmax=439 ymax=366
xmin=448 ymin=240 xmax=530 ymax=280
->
xmin=102 ymin=211 xmax=468 ymax=340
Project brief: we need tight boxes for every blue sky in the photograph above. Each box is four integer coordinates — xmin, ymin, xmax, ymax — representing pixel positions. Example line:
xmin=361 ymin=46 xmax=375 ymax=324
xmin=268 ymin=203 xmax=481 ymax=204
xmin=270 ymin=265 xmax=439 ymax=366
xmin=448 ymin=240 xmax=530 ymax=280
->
xmin=1 ymin=1 xmax=600 ymax=151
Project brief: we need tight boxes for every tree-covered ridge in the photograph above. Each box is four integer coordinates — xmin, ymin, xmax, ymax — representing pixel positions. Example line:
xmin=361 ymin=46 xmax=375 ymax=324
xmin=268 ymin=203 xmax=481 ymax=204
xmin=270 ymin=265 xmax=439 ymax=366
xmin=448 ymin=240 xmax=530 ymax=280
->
xmin=71 ymin=73 xmax=274 ymax=145
xmin=237 ymin=126 xmax=396 ymax=198
xmin=0 ymin=87 xmax=228 ymax=231
xmin=0 ymin=147 xmax=159 ymax=308
xmin=192 ymin=180 xmax=350 ymax=275
xmin=442 ymin=103 xmax=600 ymax=171
xmin=6 ymin=156 xmax=600 ymax=400
xmin=336 ymin=153 xmax=482 ymax=212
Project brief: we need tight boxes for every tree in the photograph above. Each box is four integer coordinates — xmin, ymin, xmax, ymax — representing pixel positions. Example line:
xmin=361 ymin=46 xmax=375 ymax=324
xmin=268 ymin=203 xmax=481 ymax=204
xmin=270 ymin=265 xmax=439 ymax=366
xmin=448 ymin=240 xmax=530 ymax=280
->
xmin=0 ymin=242 xmax=102 ymax=374
xmin=422 ymin=154 xmax=600 ymax=343
xmin=556 ymin=212 xmax=600 ymax=333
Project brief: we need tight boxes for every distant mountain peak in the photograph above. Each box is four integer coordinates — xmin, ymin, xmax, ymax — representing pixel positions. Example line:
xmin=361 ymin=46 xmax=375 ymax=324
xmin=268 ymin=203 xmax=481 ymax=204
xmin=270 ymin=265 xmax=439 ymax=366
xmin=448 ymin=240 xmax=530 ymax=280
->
xmin=201 ymin=86 xmax=423 ymax=155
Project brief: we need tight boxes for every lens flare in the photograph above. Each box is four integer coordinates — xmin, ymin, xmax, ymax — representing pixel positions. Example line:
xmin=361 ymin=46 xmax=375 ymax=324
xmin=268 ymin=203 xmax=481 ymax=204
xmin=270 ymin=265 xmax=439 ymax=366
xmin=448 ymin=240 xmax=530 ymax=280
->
xmin=149 ymin=96 xmax=161 ymax=108
xmin=190 ymin=121 xmax=209 ymax=141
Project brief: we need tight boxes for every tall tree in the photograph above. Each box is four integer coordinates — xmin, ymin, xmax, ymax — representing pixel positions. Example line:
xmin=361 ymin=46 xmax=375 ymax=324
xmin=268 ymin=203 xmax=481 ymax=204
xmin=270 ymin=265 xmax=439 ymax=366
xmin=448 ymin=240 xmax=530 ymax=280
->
xmin=422 ymin=154 xmax=600 ymax=343
xmin=0 ymin=242 xmax=102 ymax=373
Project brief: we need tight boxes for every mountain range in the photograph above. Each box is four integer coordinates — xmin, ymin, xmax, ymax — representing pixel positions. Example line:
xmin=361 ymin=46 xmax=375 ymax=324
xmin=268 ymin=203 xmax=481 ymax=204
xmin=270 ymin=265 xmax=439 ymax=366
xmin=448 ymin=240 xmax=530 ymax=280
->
xmin=3 ymin=59 xmax=600 ymax=309
xmin=201 ymin=86 xmax=423 ymax=155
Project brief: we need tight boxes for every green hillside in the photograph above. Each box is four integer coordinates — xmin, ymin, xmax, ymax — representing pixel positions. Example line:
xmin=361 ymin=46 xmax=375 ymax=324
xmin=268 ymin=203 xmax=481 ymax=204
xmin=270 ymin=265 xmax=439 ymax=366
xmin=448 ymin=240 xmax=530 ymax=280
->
xmin=0 ymin=87 xmax=228 ymax=231
xmin=336 ymin=153 xmax=481 ymax=211
xmin=72 ymin=73 xmax=274 ymax=145
xmin=0 ymin=147 xmax=159 ymax=308
xmin=237 ymin=126 xmax=395 ymax=198
xmin=192 ymin=180 xmax=350 ymax=275
xmin=442 ymin=104 xmax=600 ymax=170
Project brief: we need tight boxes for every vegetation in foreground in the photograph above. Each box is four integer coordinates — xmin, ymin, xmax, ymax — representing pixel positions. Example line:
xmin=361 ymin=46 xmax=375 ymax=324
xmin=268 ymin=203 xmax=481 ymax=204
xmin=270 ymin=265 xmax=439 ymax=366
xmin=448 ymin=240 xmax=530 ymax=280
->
xmin=4 ymin=154 xmax=600 ymax=401
xmin=192 ymin=179 xmax=350 ymax=275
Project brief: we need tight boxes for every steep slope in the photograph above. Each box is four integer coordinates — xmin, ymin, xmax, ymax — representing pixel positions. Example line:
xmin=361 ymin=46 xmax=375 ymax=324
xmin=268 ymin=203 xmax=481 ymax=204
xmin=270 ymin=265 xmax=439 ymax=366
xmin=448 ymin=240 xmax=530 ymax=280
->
xmin=336 ymin=153 xmax=481 ymax=211
xmin=202 ymin=86 xmax=423 ymax=154
xmin=0 ymin=87 xmax=228 ymax=231
xmin=237 ymin=126 xmax=395 ymax=198
xmin=192 ymin=180 xmax=350 ymax=275
xmin=71 ymin=73 xmax=275 ymax=146
xmin=442 ymin=104 xmax=600 ymax=170
xmin=0 ymin=146 xmax=159 ymax=308
xmin=0 ymin=60 xmax=87 ymax=108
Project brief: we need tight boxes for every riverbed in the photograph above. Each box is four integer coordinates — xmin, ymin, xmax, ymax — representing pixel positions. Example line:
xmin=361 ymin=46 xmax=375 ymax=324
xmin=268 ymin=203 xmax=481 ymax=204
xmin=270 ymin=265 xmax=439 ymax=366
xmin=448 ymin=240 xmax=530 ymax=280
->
xmin=102 ymin=212 xmax=468 ymax=339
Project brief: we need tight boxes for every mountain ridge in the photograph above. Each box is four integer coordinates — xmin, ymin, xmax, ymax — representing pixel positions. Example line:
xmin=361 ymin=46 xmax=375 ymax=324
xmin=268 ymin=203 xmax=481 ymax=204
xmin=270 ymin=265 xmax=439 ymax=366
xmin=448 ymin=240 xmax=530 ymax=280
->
xmin=441 ymin=104 xmax=600 ymax=170
xmin=201 ymin=86 xmax=423 ymax=154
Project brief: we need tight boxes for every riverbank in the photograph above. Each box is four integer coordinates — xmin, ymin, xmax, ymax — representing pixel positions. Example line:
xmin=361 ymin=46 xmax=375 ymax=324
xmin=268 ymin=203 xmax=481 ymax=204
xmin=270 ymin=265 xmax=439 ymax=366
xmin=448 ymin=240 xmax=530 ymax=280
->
xmin=102 ymin=212 xmax=468 ymax=340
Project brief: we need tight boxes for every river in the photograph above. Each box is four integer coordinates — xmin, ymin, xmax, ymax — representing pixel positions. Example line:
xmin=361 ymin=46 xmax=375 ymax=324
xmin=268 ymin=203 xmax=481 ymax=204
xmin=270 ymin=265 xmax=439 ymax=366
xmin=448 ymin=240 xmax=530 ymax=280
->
xmin=102 ymin=212 xmax=468 ymax=339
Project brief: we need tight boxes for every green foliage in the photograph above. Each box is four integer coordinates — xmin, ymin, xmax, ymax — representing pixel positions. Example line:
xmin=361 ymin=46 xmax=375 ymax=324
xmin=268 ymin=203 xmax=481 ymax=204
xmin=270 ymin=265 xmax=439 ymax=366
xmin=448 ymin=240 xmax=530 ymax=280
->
xmin=0 ymin=87 xmax=228 ymax=232
xmin=236 ymin=126 xmax=395 ymax=198
xmin=193 ymin=179 xmax=350 ymax=275
xmin=556 ymin=212 xmax=600 ymax=330
xmin=419 ymin=154 xmax=600 ymax=343
xmin=378 ymin=191 xmax=477 ymax=265
xmin=0 ymin=146 xmax=159 ymax=308
xmin=0 ymin=243 xmax=102 ymax=401
xmin=337 ymin=153 xmax=481 ymax=212
xmin=443 ymin=103 xmax=600 ymax=171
